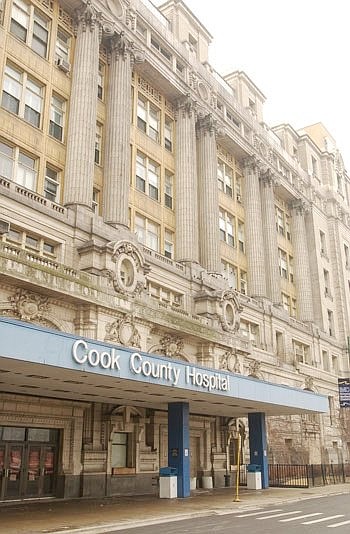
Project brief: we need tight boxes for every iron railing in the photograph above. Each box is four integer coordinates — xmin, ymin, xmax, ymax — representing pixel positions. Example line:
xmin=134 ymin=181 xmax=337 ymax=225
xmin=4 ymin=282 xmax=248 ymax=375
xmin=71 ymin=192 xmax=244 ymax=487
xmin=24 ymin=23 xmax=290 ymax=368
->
xmin=238 ymin=463 xmax=347 ymax=488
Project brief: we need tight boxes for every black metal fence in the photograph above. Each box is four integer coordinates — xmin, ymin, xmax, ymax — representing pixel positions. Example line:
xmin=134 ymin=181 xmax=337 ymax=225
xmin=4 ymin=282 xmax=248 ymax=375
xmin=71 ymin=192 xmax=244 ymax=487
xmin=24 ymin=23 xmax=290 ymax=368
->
xmin=238 ymin=463 xmax=347 ymax=488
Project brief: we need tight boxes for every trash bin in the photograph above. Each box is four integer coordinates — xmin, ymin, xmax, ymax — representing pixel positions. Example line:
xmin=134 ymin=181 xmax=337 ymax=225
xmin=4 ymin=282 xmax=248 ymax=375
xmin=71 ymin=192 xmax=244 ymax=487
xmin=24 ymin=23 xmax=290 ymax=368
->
xmin=246 ymin=464 xmax=262 ymax=490
xmin=202 ymin=476 xmax=213 ymax=489
xmin=159 ymin=467 xmax=177 ymax=498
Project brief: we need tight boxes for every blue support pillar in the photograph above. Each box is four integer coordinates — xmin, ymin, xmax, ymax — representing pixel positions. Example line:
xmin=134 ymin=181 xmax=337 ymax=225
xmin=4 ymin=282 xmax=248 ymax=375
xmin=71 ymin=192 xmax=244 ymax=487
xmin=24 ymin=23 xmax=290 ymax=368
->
xmin=248 ymin=412 xmax=269 ymax=488
xmin=168 ymin=402 xmax=190 ymax=498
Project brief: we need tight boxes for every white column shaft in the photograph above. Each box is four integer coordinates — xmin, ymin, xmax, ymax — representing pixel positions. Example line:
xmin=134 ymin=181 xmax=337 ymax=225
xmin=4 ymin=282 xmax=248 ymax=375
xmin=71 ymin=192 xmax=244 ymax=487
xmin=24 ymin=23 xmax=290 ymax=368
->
xmin=64 ymin=20 xmax=99 ymax=207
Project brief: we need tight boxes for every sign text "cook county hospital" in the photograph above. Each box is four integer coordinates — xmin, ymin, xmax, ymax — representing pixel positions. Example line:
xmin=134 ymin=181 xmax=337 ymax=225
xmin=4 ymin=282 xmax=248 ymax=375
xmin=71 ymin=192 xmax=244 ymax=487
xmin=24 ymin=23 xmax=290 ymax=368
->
xmin=72 ymin=340 xmax=229 ymax=393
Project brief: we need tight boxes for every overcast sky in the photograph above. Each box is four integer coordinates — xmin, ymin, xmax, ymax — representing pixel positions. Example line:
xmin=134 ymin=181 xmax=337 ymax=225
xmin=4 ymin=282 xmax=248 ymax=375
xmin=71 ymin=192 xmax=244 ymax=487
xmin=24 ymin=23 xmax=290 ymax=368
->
xmin=154 ymin=0 xmax=349 ymax=168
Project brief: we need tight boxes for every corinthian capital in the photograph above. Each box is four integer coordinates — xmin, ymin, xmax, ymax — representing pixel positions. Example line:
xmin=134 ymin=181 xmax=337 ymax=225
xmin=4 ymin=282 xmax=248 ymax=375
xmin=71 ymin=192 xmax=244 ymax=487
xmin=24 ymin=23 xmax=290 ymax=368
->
xmin=259 ymin=167 xmax=278 ymax=187
xmin=196 ymin=113 xmax=217 ymax=137
xmin=290 ymin=198 xmax=310 ymax=215
xmin=242 ymin=155 xmax=260 ymax=173
xmin=107 ymin=31 xmax=144 ymax=65
xmin=175 ymin=93 xmax=197 ymax=120
xmin=75 ymin=0 xmax=101 ymax=33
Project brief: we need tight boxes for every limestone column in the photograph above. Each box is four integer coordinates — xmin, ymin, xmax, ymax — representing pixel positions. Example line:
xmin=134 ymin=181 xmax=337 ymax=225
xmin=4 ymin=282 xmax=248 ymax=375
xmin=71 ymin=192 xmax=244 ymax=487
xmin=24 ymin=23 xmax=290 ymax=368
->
xmin=64 ymin=4 xmax=100 ymax=207
xmin=175 ymin=95 xmax=199 ymax=263
xmin=103 ymin=33 xmax=143 ymax=227
xmin=242 ymin=157 xmax=267 ymax=298
xmin=260 ymin=169 xmax=281 ymax=304
xmin=196 ymin=114 xmax=220 ymax=272
xmin=290 ymin=201 xmax=314 ymax=322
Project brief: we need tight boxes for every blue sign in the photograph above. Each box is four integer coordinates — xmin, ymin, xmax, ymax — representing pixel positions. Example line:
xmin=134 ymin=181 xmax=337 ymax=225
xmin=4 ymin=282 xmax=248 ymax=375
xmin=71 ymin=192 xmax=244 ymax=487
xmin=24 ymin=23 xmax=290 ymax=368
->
xmin=338 ymin=378 xmax=350 ymax=408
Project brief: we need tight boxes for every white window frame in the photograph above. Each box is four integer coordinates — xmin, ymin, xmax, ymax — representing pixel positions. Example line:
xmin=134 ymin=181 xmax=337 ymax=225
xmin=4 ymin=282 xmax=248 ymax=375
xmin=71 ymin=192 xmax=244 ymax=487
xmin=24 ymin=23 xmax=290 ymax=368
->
xmin=164 ymin=170 xmax=173 ymax=209
xmin=137 ymin=95 xmax=160 ymax=142
xmin=2 ymin=64 xmax=43 ymax=128
xmin=135 ymin=214 xmax=159 ymax=252
xmin=10 ymin=0 xmax=49 ymax=58
xmin=136 ymin=152 xmax=159 ymax=201
xmin=49 ymin=94 xmax=65 ymax=141
xmin=219 ymin=209 xmax=234 ymax=247
xmin=44 ymin=165 xmax=60 ymax=202
xmin=0 ymin=141 xmax=37 ymax=190
xmin=217 ymin=160 xmax=233 ymax=197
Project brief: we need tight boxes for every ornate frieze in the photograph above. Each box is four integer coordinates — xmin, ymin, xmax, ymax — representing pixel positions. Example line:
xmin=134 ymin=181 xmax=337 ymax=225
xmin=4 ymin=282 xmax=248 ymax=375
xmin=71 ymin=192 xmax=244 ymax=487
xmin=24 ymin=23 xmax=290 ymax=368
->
xmin=175 ymin=93 xmax=197 ymax=120
xmin=105 ymin=315 xmax=141 ymax=348
xmin=102 ymin=240 xmax=150 ymax=297
xmin=220 ymin=350 xmax=242 ymax=374
xmin=159 ymin=334 xmax=184 ymax=359
xmin=74 ymin=0 xmax=102 ymax=34
xmin=8 ymin=289 xmax=49 ymax=322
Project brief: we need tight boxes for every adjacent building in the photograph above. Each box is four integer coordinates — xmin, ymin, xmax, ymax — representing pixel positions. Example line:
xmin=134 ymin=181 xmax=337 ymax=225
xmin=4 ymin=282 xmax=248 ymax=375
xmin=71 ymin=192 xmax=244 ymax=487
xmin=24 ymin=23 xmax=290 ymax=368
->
xmin=0 ymin=0 xmax=348 ymax=500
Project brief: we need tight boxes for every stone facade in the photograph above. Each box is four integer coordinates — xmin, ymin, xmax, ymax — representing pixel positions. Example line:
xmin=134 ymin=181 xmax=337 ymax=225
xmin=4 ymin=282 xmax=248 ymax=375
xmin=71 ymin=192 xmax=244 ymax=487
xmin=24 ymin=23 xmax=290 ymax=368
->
xmin=0 ymin=0 xmax=349 ymax=499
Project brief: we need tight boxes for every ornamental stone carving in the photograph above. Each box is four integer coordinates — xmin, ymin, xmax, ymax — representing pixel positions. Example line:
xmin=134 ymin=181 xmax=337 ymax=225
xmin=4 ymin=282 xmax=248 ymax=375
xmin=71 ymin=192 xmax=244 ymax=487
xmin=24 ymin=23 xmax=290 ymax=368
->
xmin=8 ymin=289 xmax=49 ymax=321
xmin=248 ymin=359 xmax=261 ymax=378
xmin=105 ymin=0 xmax=124 ymax=18
xmin=159 ymin=334 xmax=184 ymax=358
xmin=220 ymin=350 xmax=242 ymax=373
xmin=105 ymin=315 xmax=141 ymax=348
xmin=103 ymin=240 xmax=150 ymax=296
xmin=175 ymin=93 xmax=197 ymax=119
xmin=219 ymin=290 xmax=241 ymax=333
xmin=74 ymin=0 xmax=102 ymax=33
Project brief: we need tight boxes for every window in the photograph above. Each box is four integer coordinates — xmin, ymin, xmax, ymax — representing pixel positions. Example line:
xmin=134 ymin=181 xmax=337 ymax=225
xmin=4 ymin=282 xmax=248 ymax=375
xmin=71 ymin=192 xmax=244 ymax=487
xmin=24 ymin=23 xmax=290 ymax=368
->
xmin=240 ymin=270 xmax=247 ymax=295
xmin=311 ymin=155 xmax=318 ymax=178
xmin=164 ymin=170 xmax=173 ymax=209
xmin=324 ymin=269 xmax=331 ymax=297
xmin=111 ymin=432 xmax=133 ymax=469
xmin=5 ymin=226 xmax=56 ymax=257
xmin=55 ymin=27 xmax=71 ymax=66
xmin=278 ymin=248 xmax=288 ymax=279
xmin=92 ymin=188 xmax=100 ymax=214
xmin=221 ymin=260 xmax=237 ymax=289
xmin=176 ymin=60 xmax=184 ymax=77
xmin=137 ymin=95 xmax=160 ymax=142
xmin=219 ymin=210 xmax=234 ymax=247
xmin=147 ymin=281 xmax=183 ymax=307
xmin=235 ymin=174 xmax=242 ymax=203
xmin=136 ymin=20 xmax=147 ymax=40
xmin=240 ymin=319 xmax=259 ymax=347
xmin=98 ymin=62 xmax=105 ymax=100
xmin=135 ymin=214 xmax=159 ymax=252
xmin=10 ymin=0 xmax=49 ymax=58
xmin=164 ymin=229 xmax=174 ymax=259
xmin=320 ymin=230 xmax=327 ymax=256
xmin=327 ymin=309 xmax=334 ymax=337
xmin=276 ymin=207 xmax=285 ymax=235
xmin=95 ymin=123 xmax=102 ymax=165
xmin=44 ymin=166 xmax=60 ymax=202
xmin=238 ymin=221 xmax=245 ymax=253
xmin=289 ymin=256 xmax=294 ymax=283
xmin=0 ymin=142 xmax=37 ymax=190
xmin=164 ymin=117 xmax=173 ymax=151
xmin=0 ymin=141 xmax=14 ymax=180
xmin=49 ymin=94 xmax=65 ymax=141
xmin=2 ymin=64 xmax=43 ymax=127
xmin=344 ymin=243 xmax=350 ymax=269
xmin=322 ymin=350 xmax=330 ymax=372
xmin=135 ymin=152 xmax=159 ymax=200
xmin=150 ymin=36 xmax=172 ymax=62
xmin=293 ymin=340 xmax=310 ymax=364
xmin=217 ymin=160 xmax=233 ymax=196
xmin=282 ymin=292 xmax=290 ymax=313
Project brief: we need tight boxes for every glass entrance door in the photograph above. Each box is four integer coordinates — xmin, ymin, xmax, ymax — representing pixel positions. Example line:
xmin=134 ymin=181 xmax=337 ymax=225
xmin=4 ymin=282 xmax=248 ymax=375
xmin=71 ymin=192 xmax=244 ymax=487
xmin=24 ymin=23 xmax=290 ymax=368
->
xmin=5 ymin=444 xmax=24 ymax=499
xmin=0 ymin=427 xmax=59 ymax=500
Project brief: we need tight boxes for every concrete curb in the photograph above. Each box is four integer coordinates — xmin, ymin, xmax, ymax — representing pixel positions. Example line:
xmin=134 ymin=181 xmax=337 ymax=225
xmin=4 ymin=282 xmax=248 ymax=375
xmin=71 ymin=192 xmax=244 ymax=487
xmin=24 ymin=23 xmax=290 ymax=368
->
xmin=46 ymin=487 xmax=350 ymax=534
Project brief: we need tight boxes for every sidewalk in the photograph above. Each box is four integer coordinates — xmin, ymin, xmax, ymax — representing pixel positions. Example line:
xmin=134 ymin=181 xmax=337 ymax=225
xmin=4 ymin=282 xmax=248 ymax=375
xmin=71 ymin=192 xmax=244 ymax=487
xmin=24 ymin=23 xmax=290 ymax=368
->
xmin=1 ymin=484 xmax=350 ymax=534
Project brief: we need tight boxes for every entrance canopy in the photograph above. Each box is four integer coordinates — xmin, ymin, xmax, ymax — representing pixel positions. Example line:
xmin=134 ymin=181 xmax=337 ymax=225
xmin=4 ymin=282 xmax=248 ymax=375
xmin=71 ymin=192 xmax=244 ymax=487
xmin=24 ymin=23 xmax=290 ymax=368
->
xmin=0 ymin=318 xmax=328 ymax=417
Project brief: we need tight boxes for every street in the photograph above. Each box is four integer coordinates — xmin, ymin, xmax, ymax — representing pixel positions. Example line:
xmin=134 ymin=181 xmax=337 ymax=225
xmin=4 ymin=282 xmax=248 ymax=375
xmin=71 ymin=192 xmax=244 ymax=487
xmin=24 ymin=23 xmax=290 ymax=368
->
xmin=108 ymin=493 xmax=350 ymax=533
